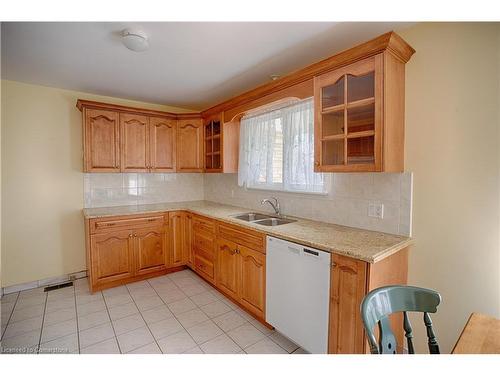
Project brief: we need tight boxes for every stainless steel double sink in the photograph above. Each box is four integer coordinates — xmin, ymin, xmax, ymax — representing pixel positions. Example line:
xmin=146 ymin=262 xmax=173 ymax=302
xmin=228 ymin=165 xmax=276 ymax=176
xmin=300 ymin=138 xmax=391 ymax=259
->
xmin=231 ymin=212 xmax=296 ymax=226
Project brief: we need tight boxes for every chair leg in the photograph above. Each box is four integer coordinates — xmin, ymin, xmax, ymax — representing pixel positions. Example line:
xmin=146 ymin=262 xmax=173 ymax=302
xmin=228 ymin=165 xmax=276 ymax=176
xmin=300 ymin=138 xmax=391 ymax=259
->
xmin=424 ymin=312 xmax=440 ymax=354
xmin=403 ymin=312 xmax=415 ymax=354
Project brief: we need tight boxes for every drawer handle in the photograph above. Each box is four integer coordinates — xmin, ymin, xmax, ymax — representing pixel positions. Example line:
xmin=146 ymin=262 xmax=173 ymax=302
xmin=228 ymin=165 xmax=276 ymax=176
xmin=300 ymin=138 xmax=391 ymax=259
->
xmin=147 ymin=218 xmax=156 ymax=222
xmin=106 ymin=223 xmax=116 ymax=226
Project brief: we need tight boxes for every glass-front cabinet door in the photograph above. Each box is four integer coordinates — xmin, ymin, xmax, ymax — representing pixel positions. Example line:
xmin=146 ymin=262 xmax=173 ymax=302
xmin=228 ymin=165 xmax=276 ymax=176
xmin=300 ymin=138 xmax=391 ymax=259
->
xmin=314 ymin=55 xmax=382 ymax=172
xmin=204 ymin=119 xmax=222 ymax=172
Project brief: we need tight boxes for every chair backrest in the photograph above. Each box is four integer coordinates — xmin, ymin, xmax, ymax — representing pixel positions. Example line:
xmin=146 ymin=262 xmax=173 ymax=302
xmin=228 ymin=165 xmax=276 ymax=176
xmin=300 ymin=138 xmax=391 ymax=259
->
xmin=361 ymin=285 xmax=442 ymax=354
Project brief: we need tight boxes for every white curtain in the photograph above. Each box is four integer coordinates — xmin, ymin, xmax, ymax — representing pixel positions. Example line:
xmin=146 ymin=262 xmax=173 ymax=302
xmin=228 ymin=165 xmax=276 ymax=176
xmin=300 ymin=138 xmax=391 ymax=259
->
xmin=282 ymin=98 xmax=324 ymax=193
xmin=238 ymin=109 xmax=281 ymax=189
xmin=239 ymin=98 xmax=325 ymax=193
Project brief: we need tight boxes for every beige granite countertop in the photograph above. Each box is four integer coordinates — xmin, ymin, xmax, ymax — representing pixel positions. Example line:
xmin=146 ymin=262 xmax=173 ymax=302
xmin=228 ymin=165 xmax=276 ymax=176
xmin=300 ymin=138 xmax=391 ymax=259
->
xmin=83 ymin=200 xmax=413 ymax=263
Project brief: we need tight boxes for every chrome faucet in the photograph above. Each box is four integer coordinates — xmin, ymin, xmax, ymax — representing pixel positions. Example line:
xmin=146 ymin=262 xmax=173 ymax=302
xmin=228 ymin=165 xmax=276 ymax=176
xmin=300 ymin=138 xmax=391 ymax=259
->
xmin=261 ymin=197 xmax=281 ymax=217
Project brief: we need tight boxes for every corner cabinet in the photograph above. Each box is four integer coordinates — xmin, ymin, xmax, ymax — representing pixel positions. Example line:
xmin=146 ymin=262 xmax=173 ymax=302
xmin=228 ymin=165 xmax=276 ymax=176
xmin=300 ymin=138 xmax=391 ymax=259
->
xmin=203 ymin=112 xmax=239 ymax=173
xmin=177 ymin=118 xmax=204 ymax=172
xmin=314 ymin=51 xmax=410 ymax=173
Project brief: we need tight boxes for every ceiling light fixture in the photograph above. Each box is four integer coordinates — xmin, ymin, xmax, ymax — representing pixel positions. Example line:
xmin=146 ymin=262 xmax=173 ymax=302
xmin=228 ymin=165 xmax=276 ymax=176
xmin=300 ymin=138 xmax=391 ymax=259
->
xmin=270 ymin=74 xmax=280 ymax=81
xmin=121 ymin=28 xmax=149 ymax=52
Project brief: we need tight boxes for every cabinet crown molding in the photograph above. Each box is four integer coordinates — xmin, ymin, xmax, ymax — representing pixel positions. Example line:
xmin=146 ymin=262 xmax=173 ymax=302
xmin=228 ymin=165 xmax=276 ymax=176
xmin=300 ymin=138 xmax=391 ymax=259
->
xmin=76 ymin=99 xmax=201 ymax=119
xmin=201 ymin=31 xmax=415 ymax=117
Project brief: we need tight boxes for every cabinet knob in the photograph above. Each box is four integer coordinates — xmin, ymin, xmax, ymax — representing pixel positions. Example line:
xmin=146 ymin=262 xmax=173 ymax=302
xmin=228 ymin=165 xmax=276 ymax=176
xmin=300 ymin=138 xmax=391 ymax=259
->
xmin=314 ymin=161 xmax=320 ymax=166
xmin=331 ymin=261 xmax=337 ymax=268
xmin=129 ymin=234 xmax=133 ymax=238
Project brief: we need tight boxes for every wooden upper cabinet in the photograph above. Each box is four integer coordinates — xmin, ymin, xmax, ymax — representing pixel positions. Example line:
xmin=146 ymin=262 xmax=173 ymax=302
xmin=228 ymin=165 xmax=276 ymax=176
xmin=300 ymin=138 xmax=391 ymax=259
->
xmin=83 ymin=109 xmax=120 ymax=172
xmin=77 ymin=100 xmax=199 ymax=173
xmin=177 ymin=118 xmax=204 ymax=172
xmin=150 ymin=117 xmax=176 ymax=172
xmin=203 ymin=112 xmax=239 ymax=173
xmin=120 ymin=113 xmax=150 ymax=172
xmin=314 ymin=52 xmax=406 ymax=172
xmin=200 ymin=32 xmax=413 ymax=173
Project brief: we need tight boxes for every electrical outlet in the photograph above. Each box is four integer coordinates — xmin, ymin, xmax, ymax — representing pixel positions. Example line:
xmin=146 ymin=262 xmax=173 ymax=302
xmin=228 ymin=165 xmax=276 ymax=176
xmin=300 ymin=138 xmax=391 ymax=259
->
xmin=368 ymin=202 xmax=384 ymax=219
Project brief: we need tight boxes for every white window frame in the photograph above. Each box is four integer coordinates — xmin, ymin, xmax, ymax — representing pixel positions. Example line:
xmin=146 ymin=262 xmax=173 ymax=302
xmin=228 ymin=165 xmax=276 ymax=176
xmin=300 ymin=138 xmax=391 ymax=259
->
xmin=239 ymin=98 xmax=328 ymax=195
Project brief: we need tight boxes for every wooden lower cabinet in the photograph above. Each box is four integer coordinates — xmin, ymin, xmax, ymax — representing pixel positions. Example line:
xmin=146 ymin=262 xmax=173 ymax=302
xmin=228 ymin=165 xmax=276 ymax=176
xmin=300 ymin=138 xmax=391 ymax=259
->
xmin=328 ymin=254 xmax=367 ymax=354
xmin=215 ymin=236 xmax=266 ymax=320
xmin=192 ymin=226 xmax=216 ymax=284
xmin=86 ymin=210 xmax=408 ymax=353
xmin=134 ymin=227 xmax=168 ymax=276
xmin=328 ymin=249 xmax=409 ymax=354
xmin=185 ymin=213 xmax=194 ymax=267
xmin=238 ymin=245 xmax=266 ymax=318
xmin=87 ymin=221 xmax=168 ymax=292
xmin=168 ymin=211 xmax=185 ymax=266
xmin=90 ymin=229 xmax=135 ymax=287
xmin=216 ymin=238 xmax=239 ymax=300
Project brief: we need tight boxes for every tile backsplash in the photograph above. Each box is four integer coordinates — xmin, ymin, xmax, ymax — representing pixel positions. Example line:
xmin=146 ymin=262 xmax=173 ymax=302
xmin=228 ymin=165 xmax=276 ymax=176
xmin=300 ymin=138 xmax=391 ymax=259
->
xmin=84 ymin=172 xmax=412 ymax=236
xmin=84 ymin=173 xmax=204 ymax=208
xmin=203 ymin=173 xmax=413 ymax=236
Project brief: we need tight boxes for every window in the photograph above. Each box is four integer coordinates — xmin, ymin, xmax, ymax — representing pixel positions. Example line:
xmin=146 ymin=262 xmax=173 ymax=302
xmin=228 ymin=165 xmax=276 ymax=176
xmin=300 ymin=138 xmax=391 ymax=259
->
xmin=238 ymin=98 xmax=326 ymax=194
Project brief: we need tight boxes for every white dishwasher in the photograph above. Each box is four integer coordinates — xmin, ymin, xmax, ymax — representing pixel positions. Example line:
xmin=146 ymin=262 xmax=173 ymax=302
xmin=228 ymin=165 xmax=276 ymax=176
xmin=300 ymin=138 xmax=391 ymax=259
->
xmin=266 ymin=236 xmax=331 ymax=354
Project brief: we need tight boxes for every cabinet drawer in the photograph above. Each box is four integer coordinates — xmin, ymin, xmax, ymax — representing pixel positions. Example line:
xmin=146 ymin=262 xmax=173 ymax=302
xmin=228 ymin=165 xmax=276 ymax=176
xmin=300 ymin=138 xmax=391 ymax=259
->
xmin=195 ymin=255 xmax=215 ymax=280
xmin=217 ymin=222 xmax=265 ymax=253
xmin=90 ymin=215 xmax=165 ymax=234
xmin=193 ymin=232 xmax=215 ymax=255
xmin=194 ymin=246 xmax=214 ymax=262
xmin=193 ymin=215 xmax=215 ymax=234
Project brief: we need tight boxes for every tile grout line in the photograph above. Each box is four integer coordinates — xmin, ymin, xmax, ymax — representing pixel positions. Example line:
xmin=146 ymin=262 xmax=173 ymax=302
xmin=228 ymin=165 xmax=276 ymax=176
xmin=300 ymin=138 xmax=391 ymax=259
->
xmin=36 ymin=291 xmax=49 ymax=354
xmin=100 ymin=290 xmax=122 ymax=354
xmin=73 ymin=284 xmax=81 ymax=354
xmin=125 ymin=280 xmax=170 ymax=353
xmin=165 ymin=275 xmax=224 ymax=352
xmin=172 ymin=273 xmax=245 ymax=353
xmin=148 ymin=275 xmax=213 ymax=353
xmin=0 ymin=292 xmax=20 ymax=343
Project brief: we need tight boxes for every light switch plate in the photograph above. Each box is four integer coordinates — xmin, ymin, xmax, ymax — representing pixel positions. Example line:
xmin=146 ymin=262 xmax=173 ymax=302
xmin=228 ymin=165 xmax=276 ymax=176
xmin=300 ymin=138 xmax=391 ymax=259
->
xmin=368 ymin=202 xmax=384 ymax=219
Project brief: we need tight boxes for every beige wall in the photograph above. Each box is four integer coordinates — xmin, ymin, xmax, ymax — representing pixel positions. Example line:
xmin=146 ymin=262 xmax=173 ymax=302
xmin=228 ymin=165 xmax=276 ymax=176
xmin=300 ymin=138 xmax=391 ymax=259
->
xmin=399 ymin=23 xmax=500 ymax=352
xmin=0 ymin=80 xmax=192 ymax=287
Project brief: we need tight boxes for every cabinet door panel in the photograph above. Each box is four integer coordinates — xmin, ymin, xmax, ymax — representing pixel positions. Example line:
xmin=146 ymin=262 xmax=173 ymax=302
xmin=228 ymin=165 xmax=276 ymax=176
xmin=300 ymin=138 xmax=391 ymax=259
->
xmin=184 ymin=213 xmax=193 ymax=266
xmin=328 ymin=254 xmax=367 ymax=354
xmin=150 ymin=117 xmax=176 ymax=172
xmin=121 ymin=113 xmax=149 ymax=172
xmin=216 ymin=238 xmax=239 ymax=300
xmin=238 ymin=245 xmax=265 ymax=319
xmin=169 ymin=211 xmax=185 ymax=267
xmin=177 ymin=119 xmax=203 ymax=172
xmin=135 ymin=227 xmax=167 ymax=275
xmin=90 ymin=230 xmax=134 ymax=285
xmin=85 ymin=109 xmax=120 ymax=172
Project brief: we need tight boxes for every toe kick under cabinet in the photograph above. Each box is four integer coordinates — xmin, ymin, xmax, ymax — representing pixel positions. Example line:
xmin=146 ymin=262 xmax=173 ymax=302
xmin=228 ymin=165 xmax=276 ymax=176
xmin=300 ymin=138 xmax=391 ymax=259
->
xmin=84 ymin=210 xmax=408 ymax=353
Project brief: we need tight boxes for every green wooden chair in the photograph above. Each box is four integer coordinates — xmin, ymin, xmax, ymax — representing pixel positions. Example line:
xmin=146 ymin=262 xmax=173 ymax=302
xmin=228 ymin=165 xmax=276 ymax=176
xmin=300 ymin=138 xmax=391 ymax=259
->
xmin=361 ymin=285 xmax=442 ymax=354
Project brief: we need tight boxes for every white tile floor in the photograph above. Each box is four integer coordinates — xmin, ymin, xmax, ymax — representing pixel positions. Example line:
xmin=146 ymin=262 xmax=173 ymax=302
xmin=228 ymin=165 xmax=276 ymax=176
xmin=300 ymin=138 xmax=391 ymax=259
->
xmin=0 ymin=269 xmax=308 ymax=354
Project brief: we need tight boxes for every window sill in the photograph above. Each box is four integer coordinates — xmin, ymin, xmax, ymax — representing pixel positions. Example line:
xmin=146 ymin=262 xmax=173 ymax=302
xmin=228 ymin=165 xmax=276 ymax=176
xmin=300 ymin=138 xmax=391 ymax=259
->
xmin=245 ymin=185 xmax=329 ymax=197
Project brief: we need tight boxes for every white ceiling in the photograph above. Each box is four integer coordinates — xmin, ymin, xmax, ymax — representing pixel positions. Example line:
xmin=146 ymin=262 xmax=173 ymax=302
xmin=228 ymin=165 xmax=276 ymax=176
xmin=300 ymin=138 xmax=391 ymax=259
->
xmin=1 ymin=22 xmax=413 ymax=110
